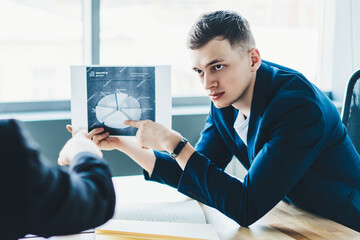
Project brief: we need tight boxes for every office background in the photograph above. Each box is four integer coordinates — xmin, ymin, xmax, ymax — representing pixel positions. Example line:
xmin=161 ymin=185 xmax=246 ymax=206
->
xmin=0 ymin=0 xmax=359 ymax=177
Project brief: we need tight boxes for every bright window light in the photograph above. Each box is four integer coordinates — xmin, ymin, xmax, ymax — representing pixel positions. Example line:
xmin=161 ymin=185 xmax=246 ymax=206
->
xmin=0 ymin=0 xmax=82 ymax=102
xmin=100 ymin=0 xmax=323 ymax=97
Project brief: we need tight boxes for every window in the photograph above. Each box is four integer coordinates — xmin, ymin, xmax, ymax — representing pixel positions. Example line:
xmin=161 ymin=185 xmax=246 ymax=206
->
xmin=248 ymin=0 xmax=322 ymax=86
xmin=100 ymin=0 xmax=323 ymax=96
xmin=0 ymin=0 xmax=82 ymax=102
xmin=0 ymin=0 xmax=324 ymax=103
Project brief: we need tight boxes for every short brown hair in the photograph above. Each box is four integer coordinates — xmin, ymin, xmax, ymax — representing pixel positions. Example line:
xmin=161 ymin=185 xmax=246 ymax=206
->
xmin=187 ymin=10 xmax=256 ymax=53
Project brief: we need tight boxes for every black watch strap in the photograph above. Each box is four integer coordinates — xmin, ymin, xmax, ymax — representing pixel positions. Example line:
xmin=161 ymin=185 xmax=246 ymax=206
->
xmin=169 ymin=138 xmax=188 ymax=160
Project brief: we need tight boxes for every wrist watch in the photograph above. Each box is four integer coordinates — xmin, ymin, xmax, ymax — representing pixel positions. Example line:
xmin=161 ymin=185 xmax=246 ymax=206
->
xmin=169 ymin=137 xmax=188 ymax=160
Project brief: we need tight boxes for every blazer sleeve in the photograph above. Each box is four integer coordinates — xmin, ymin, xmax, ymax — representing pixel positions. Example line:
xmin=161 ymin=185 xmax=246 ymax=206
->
xmin=177 ymin=96 xmax=326 ymax=227
xmin=144 ymin=111 xmax=233 ymax=189
xmin=16 ymin=123 xmax=116 ymax=237
xmin=195 ymin=110 xmax=234 ymax=169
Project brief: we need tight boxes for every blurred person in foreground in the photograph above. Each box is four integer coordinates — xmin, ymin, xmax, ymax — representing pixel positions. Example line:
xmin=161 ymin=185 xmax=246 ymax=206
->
xmin=0 ymin=119 xmax=115 ymax=239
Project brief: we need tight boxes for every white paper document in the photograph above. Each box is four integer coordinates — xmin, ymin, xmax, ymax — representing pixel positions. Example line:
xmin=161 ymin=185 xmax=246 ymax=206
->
xmin=114 ymin=200 xmax=206 ymax=224
xmin=70 ymin=65 xmax=171 ymax=136
xmin=95 ymin=200 xmax=220 ymax=240
xmin=96 ymin=219 xmax=220 ymax=240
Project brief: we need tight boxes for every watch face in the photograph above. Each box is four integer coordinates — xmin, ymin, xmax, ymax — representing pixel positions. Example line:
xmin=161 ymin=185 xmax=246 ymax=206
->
xmin=169 ymin=152 xmax=177 ymax=160
xmin=170 ymin=138 xmax=188 ymax=160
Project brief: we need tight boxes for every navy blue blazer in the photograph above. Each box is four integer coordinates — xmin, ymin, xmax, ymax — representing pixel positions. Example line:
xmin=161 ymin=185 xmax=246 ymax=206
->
xmin=0 ymin=119 xmax=116 ymax=239
xmin=146 ymin=61 xmax=360 ymax=231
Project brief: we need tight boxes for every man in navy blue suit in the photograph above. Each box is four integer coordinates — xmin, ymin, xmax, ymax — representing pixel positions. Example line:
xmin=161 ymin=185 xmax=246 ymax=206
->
xmin=92 ymin=10 xmax=360 ymax=231
xmin=1 ymin=119 xmax=115 ymax=239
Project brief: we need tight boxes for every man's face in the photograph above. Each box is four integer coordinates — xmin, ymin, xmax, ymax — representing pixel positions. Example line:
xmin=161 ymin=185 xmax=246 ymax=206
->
xmin=190 ymin=37 xmax=254 ymax=109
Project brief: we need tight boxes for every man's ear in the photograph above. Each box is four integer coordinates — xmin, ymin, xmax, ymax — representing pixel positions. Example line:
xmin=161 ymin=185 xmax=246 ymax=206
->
xmin=249 ymin=48 xmax=261 ymax=71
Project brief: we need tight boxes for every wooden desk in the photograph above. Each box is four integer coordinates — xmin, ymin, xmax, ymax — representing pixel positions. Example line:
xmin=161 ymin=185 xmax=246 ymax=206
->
xmin=23 ymin=175 xmax=360 ymax=240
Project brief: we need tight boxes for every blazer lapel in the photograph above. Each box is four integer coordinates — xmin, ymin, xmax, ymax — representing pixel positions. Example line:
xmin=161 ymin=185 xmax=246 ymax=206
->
xmin=247 ymin=63 xmax=271 ymax=164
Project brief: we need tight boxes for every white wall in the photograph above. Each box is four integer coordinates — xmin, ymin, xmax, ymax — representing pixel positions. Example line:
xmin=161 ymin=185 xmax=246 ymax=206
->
xmin=319 ymin=0 xmax=360 ymax=102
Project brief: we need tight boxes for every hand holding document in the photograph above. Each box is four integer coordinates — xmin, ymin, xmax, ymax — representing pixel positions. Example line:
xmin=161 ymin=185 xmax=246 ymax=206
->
xmin=71 ymin=66 xmax=171 ymax=136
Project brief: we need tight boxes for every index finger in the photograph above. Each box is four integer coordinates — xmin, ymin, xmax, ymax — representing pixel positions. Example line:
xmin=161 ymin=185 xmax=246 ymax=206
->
xmin=87 ymin=127 xmax=105 ymax=139
xmin=124 ymin=120 xmax=142 ymax=128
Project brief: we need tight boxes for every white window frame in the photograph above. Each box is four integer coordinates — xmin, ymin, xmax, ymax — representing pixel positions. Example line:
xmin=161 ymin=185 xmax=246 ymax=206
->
xmin=2 ymin=0 xmax=358 ymax=115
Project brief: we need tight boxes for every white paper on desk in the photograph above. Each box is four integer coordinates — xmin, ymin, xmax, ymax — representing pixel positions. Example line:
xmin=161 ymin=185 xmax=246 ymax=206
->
xmin=70 ymin=65 xmax=171 ymax=136
xmin=96 ymin=219 xmax=220 ymax=240
xmin=114 ymin=200 xmax=207 ymax=224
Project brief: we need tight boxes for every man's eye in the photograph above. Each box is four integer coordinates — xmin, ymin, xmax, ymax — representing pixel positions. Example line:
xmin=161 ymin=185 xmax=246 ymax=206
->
xmin=195 ymin=69 xmax=203 ymax=75
xmin=214 ymin=65 xmax=223 ymax=71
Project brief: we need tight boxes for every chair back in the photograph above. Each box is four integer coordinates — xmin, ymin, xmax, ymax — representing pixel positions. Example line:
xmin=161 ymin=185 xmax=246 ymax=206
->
xmin=341 ymin=69 xmax=360 ymax=153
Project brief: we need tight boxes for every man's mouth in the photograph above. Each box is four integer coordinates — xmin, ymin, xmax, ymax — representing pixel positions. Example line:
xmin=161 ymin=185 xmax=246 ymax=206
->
xmin=209 ymin=92 xmax=225 ymax=100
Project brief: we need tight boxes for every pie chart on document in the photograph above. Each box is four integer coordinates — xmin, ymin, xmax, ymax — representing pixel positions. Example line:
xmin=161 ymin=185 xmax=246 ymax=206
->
xmin=95 ymin=92 xmax=142 ymax=129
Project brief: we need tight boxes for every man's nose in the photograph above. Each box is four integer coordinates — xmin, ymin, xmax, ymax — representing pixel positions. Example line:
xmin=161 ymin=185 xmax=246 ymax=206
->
xmin=203 ymin=73 xmax=217 ymax=90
